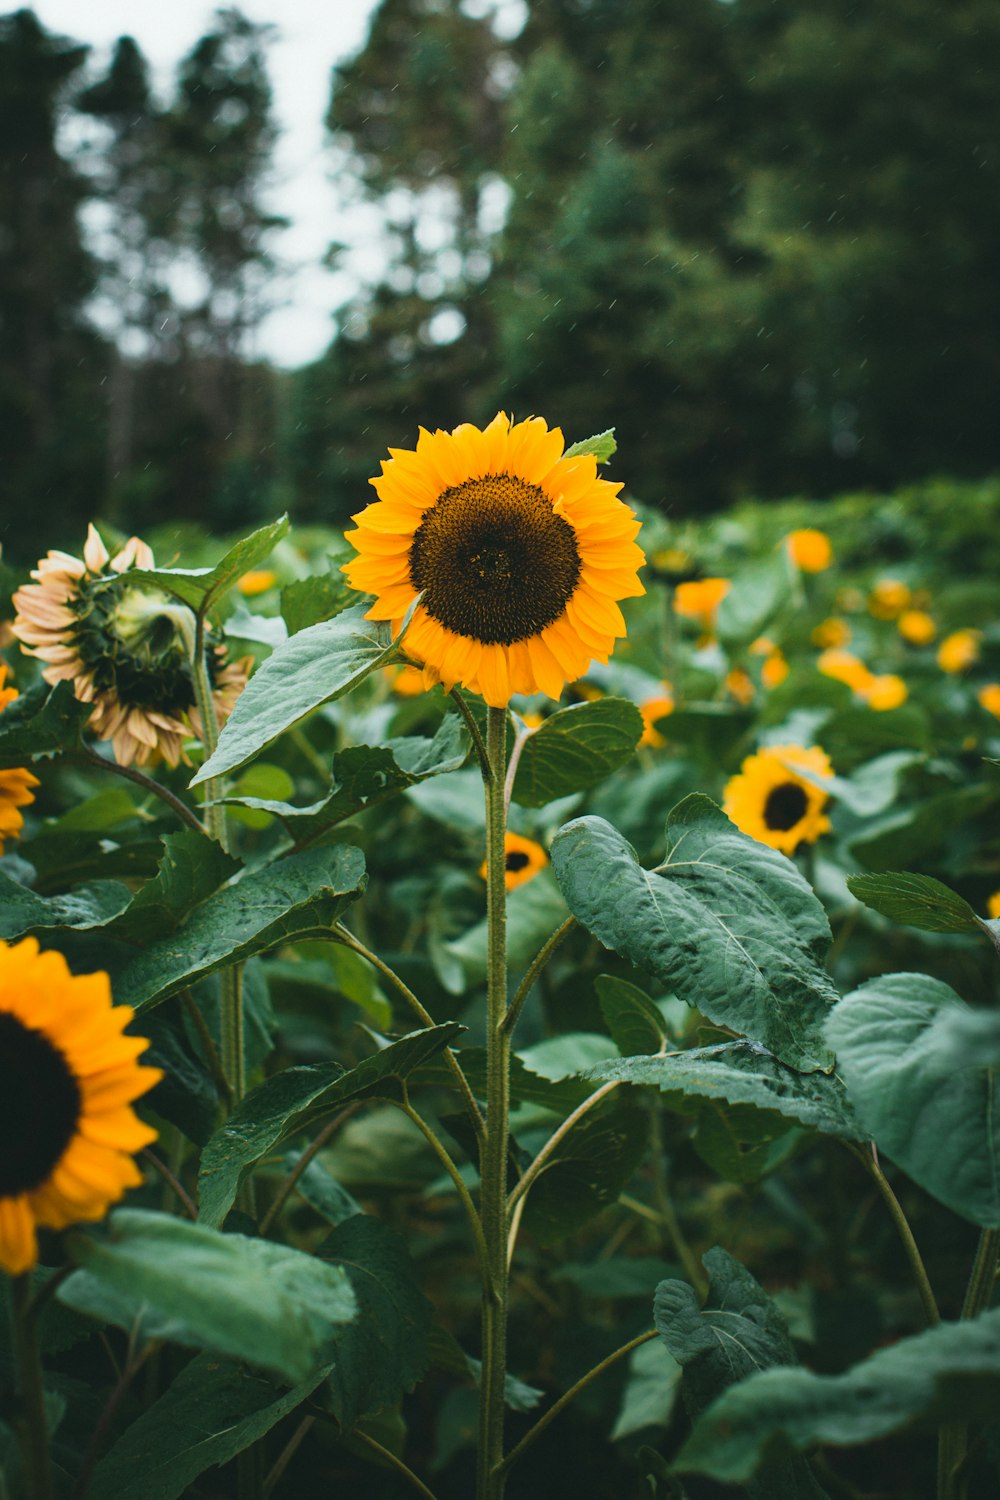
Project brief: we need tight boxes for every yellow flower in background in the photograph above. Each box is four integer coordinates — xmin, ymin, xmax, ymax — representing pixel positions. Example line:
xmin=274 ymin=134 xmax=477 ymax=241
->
xmin=750 ymin=637 xmax=789 ymax=689
xmin=864 ymin=674 xmax=908 ymax=711
xmin=978 ymin=684 xmax=1000 ymax=719
xmin=0 ymin=937 xmax=161 ymax=1274
xmin=723 ymin=744 xmax=833 ymax=855
xmin=480 ymin=832 xmax=548 ymax=891
xmin=389 ymin=664 xmax=426 ymax=697
xmin=812 ymin=617 xmax=851 ymax=649
xmin=937 ymin=629 xmax=981 ymax=674
xmin=988 ymin=892 xmax=1000 ymax=920
xmin=818 ymin=648 xmax=873 ymax=693
xmin=13 ymin=526 xmax=251 ymax=768
xmin=898 ymin=609 xmax=936 ymax=645
xmin=0 ymin=664 xmax=39 ymax=855
xmin=237 ymin=569 xmax=277 ymax=597
xmin=868 ymin=578 xmax=911 ymax=619
xmin=785 ymin=528 xmax=832 ymax=573
xmin=725 ymin=667 xmax=755 ymax=705
xmin=639 ymin=690 xmax=675 ymax=747
xmin=342 ymin=413 xmax=645 ymax=708
xmin=673 ymin=577 xmax=730 ymax=631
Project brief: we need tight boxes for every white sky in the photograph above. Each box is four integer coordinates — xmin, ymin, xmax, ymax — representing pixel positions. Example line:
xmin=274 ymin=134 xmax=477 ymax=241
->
xmin=29 ymin=0 xmax=384 ymax=366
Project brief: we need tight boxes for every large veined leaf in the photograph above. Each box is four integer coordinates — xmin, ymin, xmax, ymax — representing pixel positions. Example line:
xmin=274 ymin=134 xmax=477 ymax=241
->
xmin=104 ymin=830 xmax=240 ymax=943
xmin=826 ymin=974 xmax=1000 ymax=1224
xmin=586 ymin=1042 xmax=863 ymax=1140
xmin=137 ymin=516 xmax=289 ymax=615
xmin=223 ymin=715 xmax=469 ymax=842
xmin=674 ymin=1308 xmax=1000 ymax=1484
xmin=191 ymin=605 xmax=409 ymax=785
xmin=197 ymin=1023 xmax=463 ymax=1227
xmin=115 ymin=843 xmax=367 ymax=1012
xmin=510 ymin=699 xmax=642 ymax=807
xmin=0 ymin=871 xmax=130 ymax=940
xmin=522 ymin=1089 xmax=648 ymax=1245
xmin=62 ymin=1209 xmax=356 ymax=1384
xmin=0 ymin=679 xmax=93 ymax=767
xmin=655 ymin=1248 xmax=828 ymax=1499
xmin=88 ymin=1356 xmax=326 ymax=1500
xmin=281 ymin=569 xmax=355 ymax=634
xmin=315 ymin=1215 xmax=434 ymax=1426
xmin=551 ymin=796 xmax=838 ymax=1073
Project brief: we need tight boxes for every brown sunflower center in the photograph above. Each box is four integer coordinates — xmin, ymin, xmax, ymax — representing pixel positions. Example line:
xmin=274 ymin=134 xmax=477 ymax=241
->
xmin=408 ymin=473 xmax=581 ymax=645
xmin=0 ymin=1012 xmax=82 ymax=1196
xmin=763 ymin=781 xmax=809 ymax=832
xmin=506 ymin=850 xmax=531 ymax=872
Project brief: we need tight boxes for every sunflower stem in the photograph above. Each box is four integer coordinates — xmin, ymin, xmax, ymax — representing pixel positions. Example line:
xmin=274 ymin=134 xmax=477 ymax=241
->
xmin=77 ymin=743 xmax=205 ymax=835
xmin=939 ymin=1226 xmax=1000 ymax=1500
xmin=11 ymin=1273 xmax=53 ymax=1500
xmin=478 ymin=705 xmax=511 ymax=1500
xmin=449 ymin=686 xmax=492 ymax=782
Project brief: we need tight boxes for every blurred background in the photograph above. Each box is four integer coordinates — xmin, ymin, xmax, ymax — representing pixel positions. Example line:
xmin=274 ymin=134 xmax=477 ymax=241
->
xmin=1 ymin=0 xmax=999 ymax=562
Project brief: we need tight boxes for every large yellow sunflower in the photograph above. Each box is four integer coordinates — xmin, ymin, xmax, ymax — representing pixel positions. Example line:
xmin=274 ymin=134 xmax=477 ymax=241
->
xmin=480 ymin=832 xmax=549 ymax=891
xmin=13 ymin=525 xmax=250 ymax=768
xmin=342 ymin=414 xmax=645 ymax=706
xmin=0 ymin=937 xmax=161 ymax=1274
xmin=0 ymin=663 xmax=39 ymax=855
xmin=723 ymin=744 xmax=833 ymax=855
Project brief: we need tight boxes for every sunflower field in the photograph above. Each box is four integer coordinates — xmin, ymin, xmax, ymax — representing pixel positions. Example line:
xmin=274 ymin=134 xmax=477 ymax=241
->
xmin=1 ymin=423 xmax=1000 ymax=1500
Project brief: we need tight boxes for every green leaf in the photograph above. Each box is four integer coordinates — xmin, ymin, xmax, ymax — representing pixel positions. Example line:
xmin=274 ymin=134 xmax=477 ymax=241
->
xmin=42 ymin=788 xmax=140 ymax=833
xmin=197 ymin=1023 xmax=464 ymax=1227
xmin=551 ymin=796 xmax=838 ymax=1073
xmin=847 ymin=870 xmax=989 ymax=936
xmin=595 ymin=974 xmax=667 ymax=1055
xmin=716 ymin=556 xmax=793 ymax=647
xmin=89 ymin=1355 xmax=326 ymax=1500
xmin=190 ymin=605 xmax=404 ymax=785
xmin=674 ymin=1308 xmax=1000 ymax=1484
xmin=611 ymin=1338 xmax=683 ymax=1440
xmin=104 ymin=830 xmax=241 ymax=943
xmin=656 ymin=1248 xmax=828 ymax=1499
xmin=115 ymin=843 xmax=367 ymax=1012
xmin=522 ymin=1089 xmax=648 ymax=1245
xmin=315 ymin=1215 xmax=433 ymax=1425
xmin=826 ymin=974 xmax=1000 ymax=1225
xmin=0 ymin=870 xmax=130 ymax=940
xmin=62 ymin=1208 xmax=356 ymax=1383
xmin=586 ymin=1042 xmax=863 ymax=1140
xmin=138 ymin=516 xmax=289 ymax=615
xmin=0 ymin=679 xmax=92 ymax=767
xmin=564 ymin=427 xmax=617 ymax=462
xmin=689 ymin=1101 xmax=800 ymax=1186
xmin=281 ymin=570 xmax=355 ymax=634
xmin=442 ymin=870 xmax=569 ymax=992
xmin=224 ymin=715 xmax=469 ymax=839
xmin=510 ymin=699 xmax=642 ymax=807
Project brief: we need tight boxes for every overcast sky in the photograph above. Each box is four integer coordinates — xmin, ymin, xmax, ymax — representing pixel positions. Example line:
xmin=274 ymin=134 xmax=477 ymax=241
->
xmin=29 ymin=0 xmax=384 ymax=366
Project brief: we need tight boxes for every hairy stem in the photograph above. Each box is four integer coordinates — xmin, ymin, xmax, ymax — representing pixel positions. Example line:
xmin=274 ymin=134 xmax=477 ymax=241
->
xmin=258 ymin=1105 xmax=361 ymax=1236
xmin=398 ymin=1100 xmax=489 ymax=1282
xmin=501 ymin=917 xmax=577 ymax=1039
xmin=848 ymin=1142 xmax=940 ymax=1326
xmin=77 ymin=743 xmax=204 ymax=835
xmin=11 ymin=1275 xmax=52 ymax=1500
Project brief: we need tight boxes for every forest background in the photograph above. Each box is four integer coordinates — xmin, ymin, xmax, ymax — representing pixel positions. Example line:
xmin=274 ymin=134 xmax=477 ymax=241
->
xmin=2 ymin=0 xmax=999 ymax=568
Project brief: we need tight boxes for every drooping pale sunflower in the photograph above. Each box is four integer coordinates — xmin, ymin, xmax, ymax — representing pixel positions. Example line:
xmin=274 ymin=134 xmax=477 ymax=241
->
xmin=342 ymin=414 xmax=645 ymax=707
xmin=0 ymin=663 xmax=39 ymax=855
xmin=723 ymin=744 xmax=833 ymax=855
xmin=13 ymin=525 xmax=250 ymax=768
xmin=480 ymin=832 xmax=549 ymax=891
xmin=0 ymin=937 xmax=161 ymax=1275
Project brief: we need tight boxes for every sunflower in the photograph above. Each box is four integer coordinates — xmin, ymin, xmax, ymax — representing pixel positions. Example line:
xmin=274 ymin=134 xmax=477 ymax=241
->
xmin=0 ymin=937 xmax=161 ymax=1275
xmin=937 ymin=629 xmax=981 ymax=674
xmin=673 ymin=577 xmax=730 ymax=634
xmin=723 ymin=744 xmax=833 ymax=855
xmin=863 ymin=673 xmax=908 ymax=711
xmin=480 ymin=832 xmax=548 ymax=891
xmin=989 ymin=892 xmax=1000 ymax=921
xmin=0 ymin=664 xmax=39 ymax=855
xmin=811 ymin=617 xmax=851 ymax=649
xmin=342 ymin=414 xmax=644 ymax=707
xmin=639 ymin=690 xmax=675 ymax=747
xmin=868 ymin=578 xmax=911 ymax=620
xmin=978 ymin=684 xmax=1000 ymax=719
xmin=13 ymin=525 xmax=251 ymax=768
xmin=897 ymin=609 xmax=936 ymax=645
xmin=785 ymin=528 xmax=832 ymax=573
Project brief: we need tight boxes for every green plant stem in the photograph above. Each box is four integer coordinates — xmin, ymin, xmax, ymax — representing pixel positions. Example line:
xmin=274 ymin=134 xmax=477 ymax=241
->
xmin=220 ymin=963 xmax=246 ymax=1106
xmin=848 ymin=1143 xmax=940 ymax=1326
xmin=141 ymin=1148 xmax=197 ymax=1220
xmin=262 ymin=1415 xmax=314 ymax=1497
xmin=182 ymin=990 xmax=231 ymax=1106
xmin=11 ymin=1274 xmax=53 ymax=1500
xmin=259 ymin=1105 xmax=361 ymax=1236
xmin=939 ymin=1227 xmax=1000 ymax=1500
xmin=448 ymin=685 xmax=491 ymax=778
xmin=497 ymin=1329 xmax=659 ymax=1477
xmin=77 ymin=742 xmax=205 ymax=834
xmin=348 ymin=1429 xmax=441 ymax=1500
xmin=333 ymin=923 xmax=485 ymax=1147
xmin=398 ymin=1100 xmax=490 ymax=1281
xmin=478 ymin=704 xmax=511 ymax=1500
xmin=501 ymin=917 xmax=577 ymax=1039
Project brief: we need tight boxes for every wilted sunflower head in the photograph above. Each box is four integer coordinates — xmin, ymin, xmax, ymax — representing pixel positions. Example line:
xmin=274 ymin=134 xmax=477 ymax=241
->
xmin=723 ymin=744 xmax=833 ymax=855
xmin=0 ymin=936 xmax=161 ymax=1274
xmin=0 ymin=663 xmax=40 ymax=854
xmin=13 ymin=525 xmax=250 ymax=768
xmin=342 ymin=413 xmax=645 ymax=707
